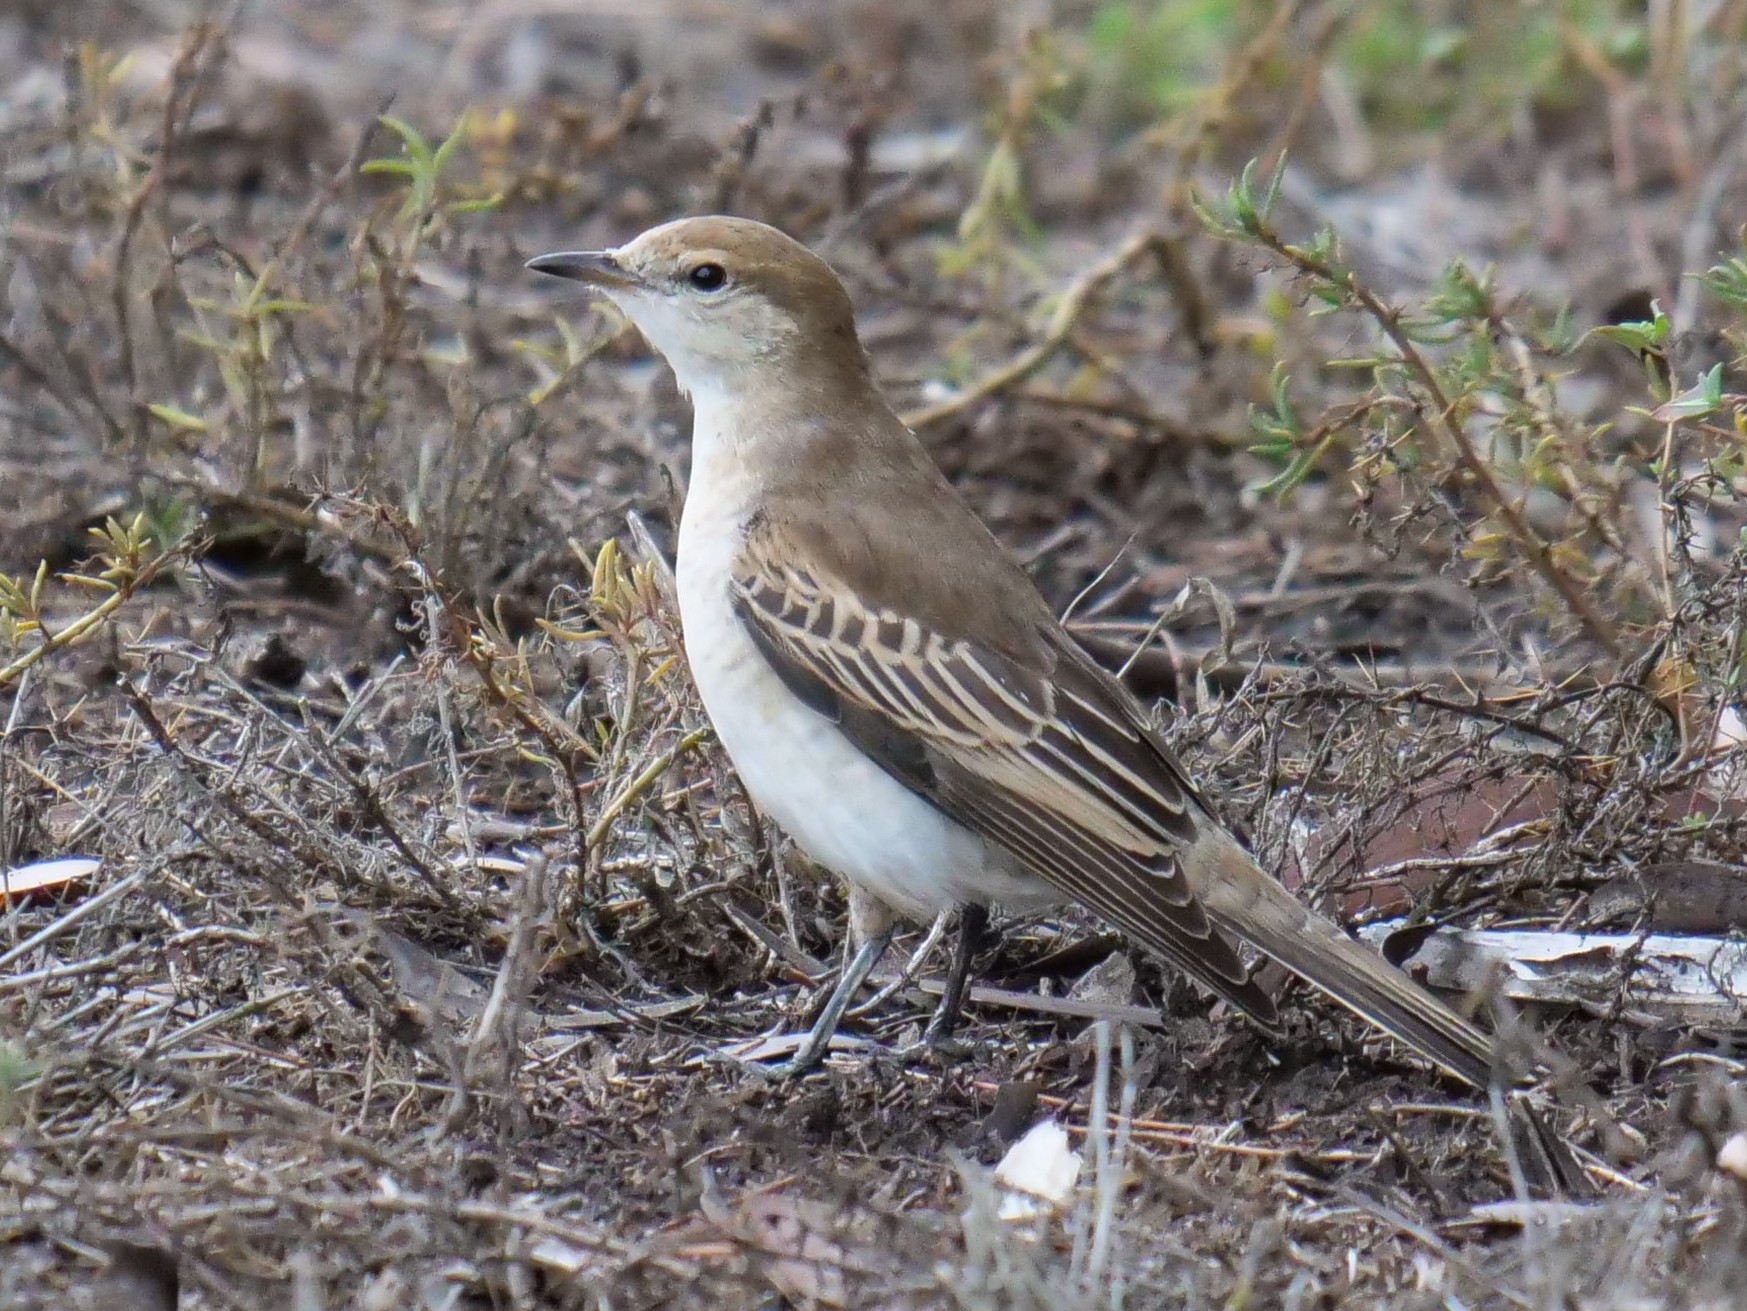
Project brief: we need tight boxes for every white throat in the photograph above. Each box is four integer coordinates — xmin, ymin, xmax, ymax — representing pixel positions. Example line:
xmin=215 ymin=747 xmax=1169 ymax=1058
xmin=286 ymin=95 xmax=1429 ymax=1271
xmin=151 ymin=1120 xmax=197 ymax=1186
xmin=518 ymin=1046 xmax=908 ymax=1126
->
xmin=678 ymin=373 xmax=761 ymax=512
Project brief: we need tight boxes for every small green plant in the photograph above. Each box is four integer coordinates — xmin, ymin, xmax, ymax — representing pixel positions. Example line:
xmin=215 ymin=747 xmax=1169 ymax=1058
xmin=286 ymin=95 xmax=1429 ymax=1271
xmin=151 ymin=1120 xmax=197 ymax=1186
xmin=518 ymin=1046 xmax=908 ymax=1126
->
xmin=1085 ymin=0 xmax=1245 ymax=119
xmin=361 ymin=114 xmax=504 ymax=240
xmin=1200 ymin=158 xmax=1625 ymax=657
xmin=0 ymin=516 xmax=190 ymax=690
xmin=1698 ymin=248 xmax=1747 ymax=390
xmin=1079 ymin=1 xmax=1650 ymax=144
xmin=945 ymin=32 xmax=1071 ymax=281
xmin=163 ymin=273 xmax=317 ymax=484
xmin=0 ymin=1039 xmax=39 ymax=1123
xmin=1591 ymin=243 xmax=1747 ymax=475
xmin=517 ymin=312 xmax=630 ymax=408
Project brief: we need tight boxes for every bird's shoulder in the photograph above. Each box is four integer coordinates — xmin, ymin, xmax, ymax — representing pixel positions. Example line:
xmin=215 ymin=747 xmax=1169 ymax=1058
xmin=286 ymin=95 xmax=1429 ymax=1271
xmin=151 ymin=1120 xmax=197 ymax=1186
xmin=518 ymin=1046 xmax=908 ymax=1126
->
xmin=729 ymin=455 xmax=1209 ymax=819
xmin=737 ymin=454 xmax=1060 ymax=672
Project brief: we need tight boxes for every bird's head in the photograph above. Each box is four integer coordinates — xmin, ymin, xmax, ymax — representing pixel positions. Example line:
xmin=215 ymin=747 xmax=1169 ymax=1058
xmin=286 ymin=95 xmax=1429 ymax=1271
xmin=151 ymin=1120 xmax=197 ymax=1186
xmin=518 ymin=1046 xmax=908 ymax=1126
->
xmin=527 ymin=216 xmax=868 ymax=397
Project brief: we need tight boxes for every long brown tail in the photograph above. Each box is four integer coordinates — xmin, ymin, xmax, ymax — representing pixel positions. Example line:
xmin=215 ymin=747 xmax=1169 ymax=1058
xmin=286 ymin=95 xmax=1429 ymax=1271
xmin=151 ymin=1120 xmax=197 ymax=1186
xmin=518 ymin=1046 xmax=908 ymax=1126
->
xmin=1191 ymin=830 xmax=1497 ymax=1089
xmin=1188 ymin=830 xmax=1588 ymax=1195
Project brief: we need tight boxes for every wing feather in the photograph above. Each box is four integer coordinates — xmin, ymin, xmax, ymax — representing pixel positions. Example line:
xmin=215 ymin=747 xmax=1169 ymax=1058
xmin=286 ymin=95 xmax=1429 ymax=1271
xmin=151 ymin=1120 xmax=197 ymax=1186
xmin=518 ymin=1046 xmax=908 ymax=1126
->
xmin=721 ymin=507 xmax=1594 ymax=1194
xmin=730 ymin=521 xmax=1279 ymax=1024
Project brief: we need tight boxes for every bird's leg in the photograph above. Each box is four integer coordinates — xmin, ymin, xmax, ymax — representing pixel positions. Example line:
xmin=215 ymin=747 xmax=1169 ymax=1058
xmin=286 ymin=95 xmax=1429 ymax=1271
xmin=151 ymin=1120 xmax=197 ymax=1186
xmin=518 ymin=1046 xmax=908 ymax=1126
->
xmin=920 ymin=903 xmax=990 ymax=1053
xmin=771 ymin=884 xmax=896 ymax=1077
xmin=849 ymin=910 xmax=952 ymax=1018
xmin=774 ymin=928 xmax=894 ymax=1075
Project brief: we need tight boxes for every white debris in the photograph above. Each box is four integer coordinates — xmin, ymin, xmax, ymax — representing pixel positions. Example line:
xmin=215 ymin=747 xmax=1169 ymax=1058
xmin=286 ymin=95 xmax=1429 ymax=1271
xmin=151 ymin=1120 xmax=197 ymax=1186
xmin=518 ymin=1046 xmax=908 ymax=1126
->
xmin=0 ymin=857 xmax=100 ymax=899
xmin=1716 ymin=1133 xmax=1747 ymax=1181
xmin=1358 ymin=923 xmax=1747 ymax=1022
xmin=994 ymin=1119 xmax=1082 ymax=1221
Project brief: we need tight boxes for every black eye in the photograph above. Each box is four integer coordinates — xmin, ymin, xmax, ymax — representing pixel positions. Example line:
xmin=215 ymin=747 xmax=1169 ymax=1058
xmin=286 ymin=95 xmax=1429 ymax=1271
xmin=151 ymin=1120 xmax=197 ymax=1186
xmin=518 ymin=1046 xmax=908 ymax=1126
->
xmin=687 ymin=263 xmax=727 ymax=292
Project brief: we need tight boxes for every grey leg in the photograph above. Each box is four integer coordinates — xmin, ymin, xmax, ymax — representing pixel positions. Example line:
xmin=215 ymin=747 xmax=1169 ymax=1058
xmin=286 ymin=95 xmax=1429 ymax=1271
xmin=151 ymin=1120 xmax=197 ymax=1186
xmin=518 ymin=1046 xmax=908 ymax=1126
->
xmin=921 ymin=904 xmax=989 ymax=1050
xmin=773 ymin=925 xmax=896 ymax=1077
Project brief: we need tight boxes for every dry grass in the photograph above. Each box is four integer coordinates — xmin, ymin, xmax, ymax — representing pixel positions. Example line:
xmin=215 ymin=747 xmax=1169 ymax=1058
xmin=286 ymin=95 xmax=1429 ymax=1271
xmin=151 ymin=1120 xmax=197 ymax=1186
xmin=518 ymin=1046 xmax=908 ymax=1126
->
xmin=7 ymin=2 xmax=1747 ymax=1306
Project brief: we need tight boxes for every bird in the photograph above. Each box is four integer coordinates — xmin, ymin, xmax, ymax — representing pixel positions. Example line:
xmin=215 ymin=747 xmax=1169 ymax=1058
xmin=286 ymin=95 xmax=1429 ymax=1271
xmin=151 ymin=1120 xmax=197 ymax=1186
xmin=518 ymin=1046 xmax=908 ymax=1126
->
xmin=527 ymin=216 xmax=1582 ymax=1190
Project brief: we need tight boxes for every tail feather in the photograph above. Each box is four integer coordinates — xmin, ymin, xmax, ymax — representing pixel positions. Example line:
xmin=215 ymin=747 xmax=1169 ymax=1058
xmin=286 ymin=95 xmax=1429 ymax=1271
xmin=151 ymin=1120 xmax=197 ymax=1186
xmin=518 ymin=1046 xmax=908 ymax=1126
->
xmin=1237 ymin=895 xmax=1497 ymax=1090
xmin=1191 ymin=831 xmax=1495 ymax=1088
xmin=1190 ymin=833 xmax=1591 ymax=1196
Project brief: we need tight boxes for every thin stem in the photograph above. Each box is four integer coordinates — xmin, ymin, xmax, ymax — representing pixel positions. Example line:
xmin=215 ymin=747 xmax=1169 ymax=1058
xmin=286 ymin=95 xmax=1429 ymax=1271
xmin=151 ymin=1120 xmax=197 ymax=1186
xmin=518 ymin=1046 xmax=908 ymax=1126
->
xmin=900 ymin=229 xmax=1162 ymax=430
xmin=1254 ymin=225 xmax=1624 ymax=660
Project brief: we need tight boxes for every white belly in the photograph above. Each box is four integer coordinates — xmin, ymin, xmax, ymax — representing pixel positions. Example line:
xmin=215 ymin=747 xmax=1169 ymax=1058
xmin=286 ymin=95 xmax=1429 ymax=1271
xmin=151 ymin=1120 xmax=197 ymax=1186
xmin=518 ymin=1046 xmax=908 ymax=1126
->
xmin=675 ymin=504 xmax=1052 ymax=923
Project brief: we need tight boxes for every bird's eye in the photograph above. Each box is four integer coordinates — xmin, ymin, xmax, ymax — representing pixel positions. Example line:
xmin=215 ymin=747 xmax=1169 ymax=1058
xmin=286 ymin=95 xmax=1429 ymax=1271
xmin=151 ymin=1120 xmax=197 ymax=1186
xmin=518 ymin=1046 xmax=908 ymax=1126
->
xmin=686 ymin=263 xmax=728 ymax=293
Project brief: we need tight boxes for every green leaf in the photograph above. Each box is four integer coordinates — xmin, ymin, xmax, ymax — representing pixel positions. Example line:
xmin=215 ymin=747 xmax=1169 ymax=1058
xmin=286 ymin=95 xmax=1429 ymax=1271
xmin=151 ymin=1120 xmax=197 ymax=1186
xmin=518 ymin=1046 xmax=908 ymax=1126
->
xmin=447 ymin=193 xmax=503 ymax=215
xmin=1699 ymin=253 xmax=1747 ymax=310
xmin=0 ymin=572 xmax=29 ymax=614
xmin=146 ymin=403 xmax=209 ymax=433
xmin=360 ymin=159 xmax=419 ymax=179
xmin=1651 ymin=363 xmax=1725 ymax=422
xmin=1425 ymin=260 xmax=1491 ymax=321
xmin=244 ymin=298 xmax=314 ymax=318
xmin=1592 ymin=310 xmax=1669 ymax=355
xmin=377 ymin=115 xmax=435 ymax=174
xmin=1248 ymin=431 xmax=1334 ymax=499
xmin=431 ymin=121 xmax=466 ymax=176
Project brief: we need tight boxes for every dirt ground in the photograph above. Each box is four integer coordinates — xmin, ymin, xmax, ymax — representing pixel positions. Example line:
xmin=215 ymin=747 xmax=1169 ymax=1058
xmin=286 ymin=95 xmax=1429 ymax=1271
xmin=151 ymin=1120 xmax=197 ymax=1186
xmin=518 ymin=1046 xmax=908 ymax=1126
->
xmin=7 ymin=1 xmax=1747 ymax=1307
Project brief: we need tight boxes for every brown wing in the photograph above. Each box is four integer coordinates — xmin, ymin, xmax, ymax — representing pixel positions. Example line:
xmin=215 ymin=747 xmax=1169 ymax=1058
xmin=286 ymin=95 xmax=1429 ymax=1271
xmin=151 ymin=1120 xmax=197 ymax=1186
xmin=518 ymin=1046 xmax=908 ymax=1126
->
xmin=729 ymin=515 xmax=1279 ymax=1025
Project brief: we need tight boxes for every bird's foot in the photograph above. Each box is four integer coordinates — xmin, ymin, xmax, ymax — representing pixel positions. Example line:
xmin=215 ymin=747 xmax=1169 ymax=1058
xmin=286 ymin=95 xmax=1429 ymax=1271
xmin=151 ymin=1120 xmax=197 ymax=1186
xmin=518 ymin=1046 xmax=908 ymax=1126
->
xmin=910 ymin=1035 xmax=975 ymax=1064
xmin=894 ymin=1015 xmax=976 ymax=1065
xmin=706 ymin=1027 xmax=880 ymax=1080
xmin=749 ymin=1054 xmax=821 ymax=1082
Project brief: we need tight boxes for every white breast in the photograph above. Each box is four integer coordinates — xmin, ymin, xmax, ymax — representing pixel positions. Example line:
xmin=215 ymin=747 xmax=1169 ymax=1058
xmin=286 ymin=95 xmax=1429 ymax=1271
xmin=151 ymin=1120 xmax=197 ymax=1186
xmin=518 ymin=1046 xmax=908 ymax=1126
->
xmin=673 ymin=404 xmax=1052 ymax=923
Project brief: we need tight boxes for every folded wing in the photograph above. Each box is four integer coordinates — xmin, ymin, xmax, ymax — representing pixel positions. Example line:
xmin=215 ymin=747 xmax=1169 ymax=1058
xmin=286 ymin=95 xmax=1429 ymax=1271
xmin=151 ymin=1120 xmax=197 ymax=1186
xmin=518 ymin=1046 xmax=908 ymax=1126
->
xmin=730 ymin=516 xmax=1280 ymax=1024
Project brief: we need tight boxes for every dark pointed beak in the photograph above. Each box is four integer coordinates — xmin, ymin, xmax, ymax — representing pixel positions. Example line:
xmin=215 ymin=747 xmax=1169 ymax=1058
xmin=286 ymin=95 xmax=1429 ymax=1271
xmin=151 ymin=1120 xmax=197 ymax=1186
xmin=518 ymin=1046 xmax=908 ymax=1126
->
xmin=525 ymin=249 xmax=637 ymax=291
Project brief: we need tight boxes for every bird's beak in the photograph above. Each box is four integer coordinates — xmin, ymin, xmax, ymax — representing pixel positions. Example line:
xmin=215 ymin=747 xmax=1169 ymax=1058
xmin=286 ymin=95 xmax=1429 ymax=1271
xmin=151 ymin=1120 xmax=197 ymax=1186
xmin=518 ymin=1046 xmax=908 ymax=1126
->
xmin=525 ymin=249 xmax=638 ymax=291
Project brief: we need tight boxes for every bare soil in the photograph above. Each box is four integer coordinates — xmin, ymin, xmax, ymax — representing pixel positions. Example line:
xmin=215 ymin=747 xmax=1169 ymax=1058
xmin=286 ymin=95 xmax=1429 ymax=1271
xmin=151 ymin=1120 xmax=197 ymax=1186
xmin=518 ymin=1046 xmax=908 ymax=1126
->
xmin=5 ymin=3 xmax=1747 ymax=1307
